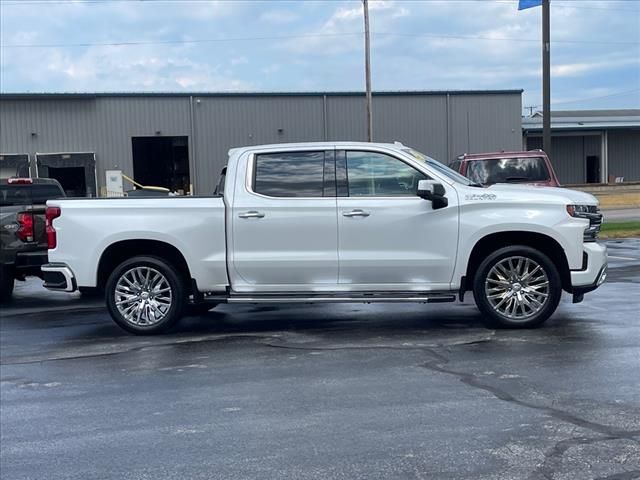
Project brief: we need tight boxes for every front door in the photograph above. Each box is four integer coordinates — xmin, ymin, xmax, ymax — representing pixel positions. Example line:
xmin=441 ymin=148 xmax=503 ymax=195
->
xmin=336 ymin=150 xmax=459 ymax=290
xmin=230 ymin=149 xmax=338 ymax=291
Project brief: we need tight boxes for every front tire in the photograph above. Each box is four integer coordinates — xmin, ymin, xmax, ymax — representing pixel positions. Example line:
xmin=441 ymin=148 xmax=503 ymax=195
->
xmin=473 ymin=246 xmax=562 ymax=328
xmin=105 ymin=256 xmax=186 ymax=335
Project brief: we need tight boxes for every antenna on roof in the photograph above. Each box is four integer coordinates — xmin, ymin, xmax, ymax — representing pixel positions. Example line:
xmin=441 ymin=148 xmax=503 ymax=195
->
xmin=393 ymin=141 xmax=405 ymax=147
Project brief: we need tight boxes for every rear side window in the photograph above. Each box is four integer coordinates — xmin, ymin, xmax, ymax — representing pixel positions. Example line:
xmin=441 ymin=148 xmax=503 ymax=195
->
xmin=253 ymin=151 xmax=326 ymax=197
xmin=467 ymin=157 xmax=550 ymax=184
xmin=0 ymin=184 xmax=64 ymax=206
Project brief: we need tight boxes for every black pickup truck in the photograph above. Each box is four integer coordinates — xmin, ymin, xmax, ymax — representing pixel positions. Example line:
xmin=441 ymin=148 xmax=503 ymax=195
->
xmin=0 ymin=178 xmax=65 ymax=302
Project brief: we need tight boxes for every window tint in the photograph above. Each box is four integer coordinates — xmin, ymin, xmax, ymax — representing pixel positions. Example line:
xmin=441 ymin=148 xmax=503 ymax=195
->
xmin=467 ymin=157 xmax=550 ymax=185
xmin=346 ymin=151 xmax=427 ymax=197
xmin=0 ymin=184 xmax=64 ymax=206
xmin=449 ymin=160 xmax=461 ymax=172
xmin=31 ymin=185 xmax=65 ymax=204
xmin=254 ymin=151 xmax=326 ymax=197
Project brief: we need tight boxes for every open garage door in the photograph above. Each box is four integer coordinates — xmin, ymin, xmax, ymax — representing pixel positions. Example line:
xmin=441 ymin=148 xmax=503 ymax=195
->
xmin=132 ymin=136 xmax=190 ymax=195
xmin=0 ymin=154 xmax=31 ymax=178
xmin=36 ymin=152 xmax=97 ymax=197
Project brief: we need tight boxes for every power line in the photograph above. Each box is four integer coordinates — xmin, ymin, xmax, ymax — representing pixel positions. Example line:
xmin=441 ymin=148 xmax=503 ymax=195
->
xmin=1 ymin=0 xmax=639 ymax=11
xmin=527 ymin=88 xmax=640 ymax=109
xmin=2 ymin=30 xmax=638 ymax=48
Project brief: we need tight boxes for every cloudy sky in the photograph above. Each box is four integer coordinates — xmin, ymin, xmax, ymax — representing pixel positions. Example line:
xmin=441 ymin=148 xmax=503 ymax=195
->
xmin=1 ymin=0 xmax=638 ymax=113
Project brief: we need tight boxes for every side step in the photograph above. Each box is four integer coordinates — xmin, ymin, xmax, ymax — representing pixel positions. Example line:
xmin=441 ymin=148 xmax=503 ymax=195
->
xmin=205 ymin=291 xmax=457 ymax=304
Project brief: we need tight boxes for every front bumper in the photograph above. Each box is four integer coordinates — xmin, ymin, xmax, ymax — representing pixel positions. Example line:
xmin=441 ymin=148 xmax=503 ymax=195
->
xmin=570 ymin=242 xmax=608 ymax=303
xmin=41 ymin=263 xmax=77 ymax=292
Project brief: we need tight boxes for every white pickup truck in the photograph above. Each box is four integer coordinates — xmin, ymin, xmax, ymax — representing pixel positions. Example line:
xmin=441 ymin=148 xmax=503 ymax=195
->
xmin=42 ymin=142 xmax=607 ymax=334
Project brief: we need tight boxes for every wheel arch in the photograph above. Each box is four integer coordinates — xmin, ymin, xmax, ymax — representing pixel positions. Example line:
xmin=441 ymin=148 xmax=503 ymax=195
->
xmin=96 ymin=239 xmax=192 ymax=292
xmin=464 ymin=231 xmax=571 ymax=292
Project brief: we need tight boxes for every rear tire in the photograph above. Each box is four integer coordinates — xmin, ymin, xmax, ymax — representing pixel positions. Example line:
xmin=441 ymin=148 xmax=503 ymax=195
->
xmin=105 ymin=256 xmax=186 ymax=335
xmin=473 ymin=246 xmax=562 ymax=328
xmin=0 ymin=265 xmax=15 ymax=304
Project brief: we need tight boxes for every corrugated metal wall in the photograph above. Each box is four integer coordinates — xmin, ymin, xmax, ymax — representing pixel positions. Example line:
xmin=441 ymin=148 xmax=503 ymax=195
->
xmin=527 ymin=131 xmax=639 ymax=184
xmin=193 ymin=96 xmax=326 ymax=193
xmin=608 ymin=130 xmax=640 ymax=182
xmin=1 ymin=92 xmax=522 ymax=195
xmin=527 ymin=135 xmax=593 ymax=184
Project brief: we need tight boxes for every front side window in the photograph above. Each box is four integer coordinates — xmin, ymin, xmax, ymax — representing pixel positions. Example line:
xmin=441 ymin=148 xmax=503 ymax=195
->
xmin=346 ymin=151 xmax=427 ymax=197
xmin=253 ymin=151 xmax=325 ymax=197
xmin=467 ymin=157 xmax=550 ymax=185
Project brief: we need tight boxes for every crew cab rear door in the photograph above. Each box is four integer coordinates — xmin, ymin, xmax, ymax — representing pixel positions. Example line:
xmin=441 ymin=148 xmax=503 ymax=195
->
xmin=229 ymin=148 xmax=338 ymax=291
xmin=336 ymin=149 xmax=459 ymax=289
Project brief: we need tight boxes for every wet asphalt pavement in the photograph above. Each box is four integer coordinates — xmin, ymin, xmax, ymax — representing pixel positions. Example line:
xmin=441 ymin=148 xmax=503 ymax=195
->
xmin=1 ymin=240 xmax=639 ymax=480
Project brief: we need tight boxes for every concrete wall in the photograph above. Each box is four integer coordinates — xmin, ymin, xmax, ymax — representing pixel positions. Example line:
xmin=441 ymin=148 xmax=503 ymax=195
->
xmin=1 ymin=91 xmax=522 ymax=195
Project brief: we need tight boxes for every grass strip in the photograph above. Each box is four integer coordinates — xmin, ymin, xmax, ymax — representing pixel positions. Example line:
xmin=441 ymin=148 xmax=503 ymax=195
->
xmin=599 ymin=221 xmax=640 ymax=239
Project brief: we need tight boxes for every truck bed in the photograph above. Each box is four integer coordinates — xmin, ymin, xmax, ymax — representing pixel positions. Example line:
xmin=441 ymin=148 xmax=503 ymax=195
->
xmin=47 ymin=196 xmax=228 ymax=291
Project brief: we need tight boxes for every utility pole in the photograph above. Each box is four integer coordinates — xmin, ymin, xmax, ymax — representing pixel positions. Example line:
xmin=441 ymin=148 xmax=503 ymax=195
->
xmin=363 ymin=0 xmax=373 ymax=142
xmin=542 ymin=0 xmax=551 ymax=157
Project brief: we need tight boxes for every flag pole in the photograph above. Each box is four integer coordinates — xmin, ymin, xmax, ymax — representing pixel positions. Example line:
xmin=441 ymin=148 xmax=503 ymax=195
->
xmin=363 ymin=0 xmax=373 ymax=142
xmin=542 ymin=0 xmax=551 ymax=157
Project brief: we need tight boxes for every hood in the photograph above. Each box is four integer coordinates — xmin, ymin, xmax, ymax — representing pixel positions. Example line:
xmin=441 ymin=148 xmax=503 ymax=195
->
xmin=481 ymin=184 xmax=599 ymax=206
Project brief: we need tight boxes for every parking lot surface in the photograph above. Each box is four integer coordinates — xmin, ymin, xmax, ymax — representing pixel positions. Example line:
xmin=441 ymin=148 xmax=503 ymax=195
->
xmin=1 ymin=240 xmax=639 ymax=480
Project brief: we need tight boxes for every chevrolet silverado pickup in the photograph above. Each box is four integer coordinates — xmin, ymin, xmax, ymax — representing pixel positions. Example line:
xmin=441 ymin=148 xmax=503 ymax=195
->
xmin=42 ymin=142 xmax=607 ymax=334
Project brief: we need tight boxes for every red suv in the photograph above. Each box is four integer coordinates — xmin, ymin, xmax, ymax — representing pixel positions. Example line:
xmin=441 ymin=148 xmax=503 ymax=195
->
xmin=450 ymin=150 xmax=560 ymax=187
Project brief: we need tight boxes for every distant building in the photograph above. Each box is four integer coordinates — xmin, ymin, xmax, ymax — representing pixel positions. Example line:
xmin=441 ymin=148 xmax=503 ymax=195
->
xmin=0 ymin=90 xmax=522 ymax=196
xmin=523 ymin=109 xmax=640 ymax=184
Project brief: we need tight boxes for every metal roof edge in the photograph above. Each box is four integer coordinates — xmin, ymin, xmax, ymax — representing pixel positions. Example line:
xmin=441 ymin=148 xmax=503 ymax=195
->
xmin=0 ymin=89 xmax=524 ymax=100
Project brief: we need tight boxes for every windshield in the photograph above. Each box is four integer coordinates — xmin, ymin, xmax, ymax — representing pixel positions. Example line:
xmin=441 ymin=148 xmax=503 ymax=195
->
xmin=402 ymin=148 xmax=473 ymax=186
xmin=467 ymin=157 xmax=550 ymax=185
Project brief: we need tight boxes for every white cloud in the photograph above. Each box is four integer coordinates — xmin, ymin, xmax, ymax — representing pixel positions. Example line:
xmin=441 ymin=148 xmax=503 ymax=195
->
xmin=260 ymin=10 xmax=299 ymax=24
xmin=0 ymin=0 xmax=637 ymax=111
xmin=231 ymin=56 xmax=249 ymax=66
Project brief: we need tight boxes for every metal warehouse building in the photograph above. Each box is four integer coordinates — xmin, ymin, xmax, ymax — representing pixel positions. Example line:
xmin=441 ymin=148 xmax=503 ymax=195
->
xmin=523 ymin=110 xmax=640 ymax=185
xmin=0 ymin=90 xmax=522 ymax=196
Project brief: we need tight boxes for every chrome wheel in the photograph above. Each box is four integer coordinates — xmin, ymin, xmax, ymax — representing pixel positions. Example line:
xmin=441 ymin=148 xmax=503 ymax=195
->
xmin=114 ymin=267 xmax=172 ymax=326
xmin=484 ymin=256 xmax=550 ymax=321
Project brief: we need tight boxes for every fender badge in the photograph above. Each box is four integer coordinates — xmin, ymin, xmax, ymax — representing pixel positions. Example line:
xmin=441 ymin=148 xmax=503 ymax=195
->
xmin=465 ymin=194 xmax=497 ymax=201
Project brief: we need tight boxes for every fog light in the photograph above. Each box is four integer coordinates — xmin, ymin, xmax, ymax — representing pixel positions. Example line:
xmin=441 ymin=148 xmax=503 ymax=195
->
xmin=597 ymin=267 xmax=607 ymax=286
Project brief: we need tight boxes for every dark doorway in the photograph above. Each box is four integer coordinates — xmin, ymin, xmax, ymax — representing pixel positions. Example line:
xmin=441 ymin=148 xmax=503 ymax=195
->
xmin=132 ymin=136 xmax=190 ymax=194
xmin=47 ymin=166 xmax=87 ymax=197
xmin=0 ymin=153 xmax=30 ymax=178
xmin=586 ymin=156 xmax=600 ymax=184
xmin=36 ymin=152 xmax=96 ymax=197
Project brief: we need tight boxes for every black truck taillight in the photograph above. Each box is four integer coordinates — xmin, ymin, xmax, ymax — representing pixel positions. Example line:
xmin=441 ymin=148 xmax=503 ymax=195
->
xmin=45 ymin=206 xmax=61 ymax=249
xmin=17 ymin=212 xmax=34 ymax=242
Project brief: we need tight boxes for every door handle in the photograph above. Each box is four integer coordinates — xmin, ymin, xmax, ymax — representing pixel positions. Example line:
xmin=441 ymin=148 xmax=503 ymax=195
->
xmin=238 ymin=211 xmax=265 ymax=219
xmin=342 ymin=209 xmax=370 ymax=218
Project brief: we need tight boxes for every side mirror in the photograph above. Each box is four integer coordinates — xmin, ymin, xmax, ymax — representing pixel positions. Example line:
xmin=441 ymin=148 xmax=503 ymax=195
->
xmin=417 ymin=179 xmax=448 ymax=209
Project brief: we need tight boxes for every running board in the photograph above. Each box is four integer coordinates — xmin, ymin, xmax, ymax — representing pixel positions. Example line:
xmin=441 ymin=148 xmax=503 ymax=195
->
xmin=206 ymin=291 xmax=457 ymax=304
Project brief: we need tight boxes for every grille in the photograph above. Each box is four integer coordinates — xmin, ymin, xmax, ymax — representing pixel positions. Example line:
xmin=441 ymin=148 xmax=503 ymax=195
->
xmin=583 ymin=206 xmax=603 ymax=242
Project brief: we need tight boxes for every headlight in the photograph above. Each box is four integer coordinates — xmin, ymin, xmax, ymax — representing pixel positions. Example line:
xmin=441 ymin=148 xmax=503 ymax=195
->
xmin=567 ymin=204 xmax=602 ymax=242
